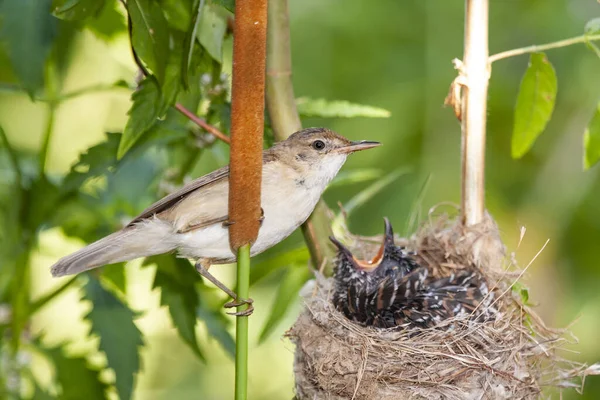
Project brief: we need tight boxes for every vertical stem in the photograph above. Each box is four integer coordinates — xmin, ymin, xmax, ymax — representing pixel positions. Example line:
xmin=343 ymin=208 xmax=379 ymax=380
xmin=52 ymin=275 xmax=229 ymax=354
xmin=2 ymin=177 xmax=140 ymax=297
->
xmin=234 ymin=244 xmax=250 ymax=400
xmin=266 ymin=0 xmax=301 ymax=136
xmin=266 ymin=0 xmax=336 ymax=273
xmin=461 ymin=0 xmax=489 ymax=226
xmin=228 ymin=1 xmax=267 ymax=399
xmin=228 ymin=0 xmax=267 ymax=250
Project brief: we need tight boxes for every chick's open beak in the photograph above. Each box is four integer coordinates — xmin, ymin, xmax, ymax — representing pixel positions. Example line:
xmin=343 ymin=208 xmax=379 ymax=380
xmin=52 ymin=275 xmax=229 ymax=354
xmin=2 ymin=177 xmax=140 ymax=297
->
xmin=329 ymin=218 xmax=394 ymax=272
xmin=336 ymin=140 xmax=381 ymax=154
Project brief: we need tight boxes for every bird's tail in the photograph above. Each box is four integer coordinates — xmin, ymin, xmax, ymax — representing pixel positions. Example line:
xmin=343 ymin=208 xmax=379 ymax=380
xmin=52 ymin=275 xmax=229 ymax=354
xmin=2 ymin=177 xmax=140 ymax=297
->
xmin=50 ymin=220 xmax=177 ymax=277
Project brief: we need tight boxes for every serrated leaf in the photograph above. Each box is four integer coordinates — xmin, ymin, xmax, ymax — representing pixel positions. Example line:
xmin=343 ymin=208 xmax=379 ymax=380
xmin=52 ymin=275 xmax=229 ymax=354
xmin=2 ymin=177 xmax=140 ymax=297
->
xmin=295 ymin=97 xmax=391 ymax=118
xmin=44 ymin=344 xmax=109 ymax=400
xmin=63 ymin=132 xmax=120 ymax=192
xmin=327 ymin=168 xmax=383 ymax=190
xmin=0 ymin=0 xmax=57 ymax=95
xmin=128 ymin=0 xmax=170 ymax=82
xmin=84 ymin=278 xmax=143 ymax=400
xmin=512 ymin=52 xmax=557 ymax=159
xmin=118 ymin=77 xmax=162 ymax=159
xmin=52 ymin=0 xmax=106 ymax=21
xmin=197 ymin=3 xmax=229 ymax=63
xmin=584 ymin=103 xmax=600 ymax=170
xmin=259 ymin=264 xmax=311 ymax=343
xmin=145 ymin=255 xmax=205 ymax=361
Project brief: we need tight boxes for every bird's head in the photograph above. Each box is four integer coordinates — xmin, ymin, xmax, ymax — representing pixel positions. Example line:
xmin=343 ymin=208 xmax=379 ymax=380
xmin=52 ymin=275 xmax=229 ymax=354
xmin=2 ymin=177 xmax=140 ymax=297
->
xmin=330 ymin=218 xmax=419 ymax=276
xmin=273 ymin=127 xmax=380 ymax=186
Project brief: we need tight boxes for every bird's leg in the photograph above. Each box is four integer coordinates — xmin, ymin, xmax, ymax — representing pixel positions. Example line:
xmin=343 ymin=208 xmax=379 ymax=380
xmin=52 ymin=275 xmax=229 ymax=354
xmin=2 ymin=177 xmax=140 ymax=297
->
xmin=195 ymin=260 xmax=254 ymax=316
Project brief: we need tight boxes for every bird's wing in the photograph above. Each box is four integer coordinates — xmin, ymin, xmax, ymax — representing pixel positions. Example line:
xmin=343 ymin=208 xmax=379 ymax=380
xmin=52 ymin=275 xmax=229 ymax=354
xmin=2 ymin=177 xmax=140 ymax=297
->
xmin=128 ymin=165 xmax=229 ymax=227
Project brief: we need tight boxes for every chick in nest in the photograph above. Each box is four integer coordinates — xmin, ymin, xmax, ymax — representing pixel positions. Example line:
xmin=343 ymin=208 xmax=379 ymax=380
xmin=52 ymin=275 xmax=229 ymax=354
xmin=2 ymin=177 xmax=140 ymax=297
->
xmin=330 ymin=218 xmax=493 ymax=329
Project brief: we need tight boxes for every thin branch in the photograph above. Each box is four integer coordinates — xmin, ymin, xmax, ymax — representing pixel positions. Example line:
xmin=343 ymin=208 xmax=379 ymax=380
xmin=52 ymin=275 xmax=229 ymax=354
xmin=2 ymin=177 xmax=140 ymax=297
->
xmin=460 ymin=0 xmax=489 ymax=226
xmin=174 ymin=103 xmax=230 ymax=144
xmin=266 ymin=0 xmax=337 ymax=274
xmin=489 ymin=33 xmax=600 ymax=63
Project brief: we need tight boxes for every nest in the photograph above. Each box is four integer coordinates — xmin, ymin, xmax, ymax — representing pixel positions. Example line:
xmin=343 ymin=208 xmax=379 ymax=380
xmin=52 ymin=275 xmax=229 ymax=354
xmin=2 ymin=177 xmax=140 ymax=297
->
xmin=288 ymin=212 xmax=599 ymax=399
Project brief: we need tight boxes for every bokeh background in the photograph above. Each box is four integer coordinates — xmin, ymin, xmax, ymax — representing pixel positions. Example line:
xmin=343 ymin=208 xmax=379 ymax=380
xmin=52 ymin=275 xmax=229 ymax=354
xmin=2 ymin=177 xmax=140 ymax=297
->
xmin=1 ymin=0 xmax=599 ymax=398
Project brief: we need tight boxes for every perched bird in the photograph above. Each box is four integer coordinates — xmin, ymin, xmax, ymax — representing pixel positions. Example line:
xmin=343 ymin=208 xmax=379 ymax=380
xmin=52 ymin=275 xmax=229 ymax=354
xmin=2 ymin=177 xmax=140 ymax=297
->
xmin=331 ymin=219 xmax=491 ymax=328
xmin=51 ymin=127 xmax=380 ymax=313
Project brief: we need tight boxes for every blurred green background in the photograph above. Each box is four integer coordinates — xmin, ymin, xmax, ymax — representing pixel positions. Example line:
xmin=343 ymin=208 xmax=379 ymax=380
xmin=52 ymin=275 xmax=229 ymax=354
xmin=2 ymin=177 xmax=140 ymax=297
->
xmin=1 ymin=0 xmax=600 ymax=398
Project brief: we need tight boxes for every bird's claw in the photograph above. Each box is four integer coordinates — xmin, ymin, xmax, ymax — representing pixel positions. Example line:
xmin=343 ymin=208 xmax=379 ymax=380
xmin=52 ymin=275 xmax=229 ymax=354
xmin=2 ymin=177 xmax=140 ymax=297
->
xmin=225 ymin=297 xmax=255 ymax=316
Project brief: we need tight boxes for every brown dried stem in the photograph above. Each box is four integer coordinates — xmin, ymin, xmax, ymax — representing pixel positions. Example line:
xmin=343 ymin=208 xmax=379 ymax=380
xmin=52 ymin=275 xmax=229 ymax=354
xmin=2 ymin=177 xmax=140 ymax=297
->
xmin=266 ymin=0 xmax=336 ymax=274
xmin=228 ymin=0 xmax=267 ymax=250
xmin=460 ymin=0 xmax=489 ymax=226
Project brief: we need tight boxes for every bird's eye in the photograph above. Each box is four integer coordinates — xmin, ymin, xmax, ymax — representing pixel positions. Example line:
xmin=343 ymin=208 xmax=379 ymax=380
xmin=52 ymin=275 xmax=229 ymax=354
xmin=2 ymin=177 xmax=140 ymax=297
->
xmin=312 ymin=140 xmax=326 ymax=150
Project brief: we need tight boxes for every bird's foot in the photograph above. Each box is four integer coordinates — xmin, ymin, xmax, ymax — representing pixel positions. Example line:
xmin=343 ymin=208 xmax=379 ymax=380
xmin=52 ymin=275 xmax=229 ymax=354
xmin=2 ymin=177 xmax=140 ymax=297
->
xmin=224 ymin=297 xmax=254 ymax=316
xmin=195 ymin=260 xmax=255 ymax=317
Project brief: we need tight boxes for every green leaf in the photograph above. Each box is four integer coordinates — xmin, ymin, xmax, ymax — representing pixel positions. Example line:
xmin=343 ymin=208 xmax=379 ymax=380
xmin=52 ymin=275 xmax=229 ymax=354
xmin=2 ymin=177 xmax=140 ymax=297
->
xmin=584 ymin=103 xmax=600 ymax=170
xmin=52 ymin=0 xmax=106 ymax=21
xmin=197 ymin=3 xmax=229 ymax=63
xmin=295 ymin=97 xmax=391 ymax=118
xmin=160 ymin=0 xmax=194 ymax=32
xmin=101 ymin=263 xmax=127 ymax=295
xmin=127 ymin=0 xmax=170 ymax=81
xmin=118 ymin=77 xmax=162 ymax=159
xmin=86 ymin=0 xmax=127 ymax=40
xmin=250 ymin=247 xmax=309 ymax=286
xmin=84 ymin=278 xmax=143 ymax=400
xmin=24 ymin=176 xmax=61 ymax=230
xmin=43 ymin=344 xmax=109 ymax=400
xmin=63 ymin=132 xmax=120 ymax=192
xmin=213 ymin=0 xmax=234 ymax=13
xmin=182 ymin=0 xmax=203 ymax=88
xmin=511 ymin=52 xmax=557 ymax=159
xmin=30 ymin=277 xmax=78 ymax=315
xmin=160 ymin=44 xmax=183 ymax=114
xmin=0 ymin=0 xmax=57 ymax=95
xmin=259 ymin=264 xmax=311 ymax=343
xmin=327 ymin=168 xmax=383 ymax=190
xmin=145 ymin=255 xmax=205 ymax=361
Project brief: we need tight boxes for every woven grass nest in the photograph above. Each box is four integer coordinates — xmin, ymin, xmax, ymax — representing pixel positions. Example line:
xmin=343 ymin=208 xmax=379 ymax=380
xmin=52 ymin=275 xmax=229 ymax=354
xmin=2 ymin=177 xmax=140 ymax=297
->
xmin=288 ymin=211 xmax=599 ymax=399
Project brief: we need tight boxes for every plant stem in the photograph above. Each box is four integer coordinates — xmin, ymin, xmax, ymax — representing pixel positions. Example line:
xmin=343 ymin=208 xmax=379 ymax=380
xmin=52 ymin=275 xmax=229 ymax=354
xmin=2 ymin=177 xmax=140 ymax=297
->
xmin=266 ymin=0 xmax=337 ymax=273
xmin=228 ymin=0 xmax=267 ymax=398
xmin=234 ymin=244 xmax=251 ymax=400
xmin=228 ymin=0 xmax=267 ymax=250
xmin=460 ymin=0 xmax=489 ymax=226
xmin=489 ymin=33 xmax=600 ymax=63
xmin=174 ymin=103 xmax=230 ymax=144
xmin=38 ymin=104 xmax=56 ymax=175
xmin=266 ymin=0 xmax=302 ymax=136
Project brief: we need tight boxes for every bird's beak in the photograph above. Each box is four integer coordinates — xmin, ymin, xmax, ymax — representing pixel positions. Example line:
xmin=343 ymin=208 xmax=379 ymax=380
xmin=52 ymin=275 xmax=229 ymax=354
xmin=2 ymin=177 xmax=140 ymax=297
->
xmin=336 ymin=140 xmax=381 ymax=154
